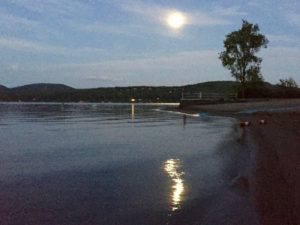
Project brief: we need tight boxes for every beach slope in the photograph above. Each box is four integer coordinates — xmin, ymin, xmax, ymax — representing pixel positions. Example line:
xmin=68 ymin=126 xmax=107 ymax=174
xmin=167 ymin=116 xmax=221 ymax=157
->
xmin=180 ymin=99 xmax=300 ymax=225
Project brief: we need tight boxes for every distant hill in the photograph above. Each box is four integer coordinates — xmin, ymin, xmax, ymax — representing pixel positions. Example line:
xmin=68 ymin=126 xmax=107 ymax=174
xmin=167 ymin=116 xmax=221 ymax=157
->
xmin=0 ymin=84 xmax=9 ymax=93
xmin=0 ymin=83 xmax=75 ymax=101
xmin=184 ymin=81 xmax=239 ymax=93
xmin=0 ymin=84 xmax=13 ymax=100
xmin=12 ymin=83 xmax=74 ymax=94
xmin=0 ymin=81 xmax=299 ymax=102
xmin=11 ymin=83 xmax=75 ymax=101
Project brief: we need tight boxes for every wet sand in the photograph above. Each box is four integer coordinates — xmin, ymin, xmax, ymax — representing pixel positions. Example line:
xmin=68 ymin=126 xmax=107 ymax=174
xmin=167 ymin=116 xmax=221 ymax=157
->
xmin=181 ymin=99 xmax=300 ymax=225
xmin=180 ymin=99 xmax=300 ymax=114
xmin=243 ymin=112 xmax=300 ymax=225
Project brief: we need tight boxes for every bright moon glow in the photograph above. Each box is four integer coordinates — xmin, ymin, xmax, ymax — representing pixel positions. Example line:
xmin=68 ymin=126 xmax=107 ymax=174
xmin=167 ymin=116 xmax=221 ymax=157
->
xmin=167 ymin=12 xmax=186 ymax=29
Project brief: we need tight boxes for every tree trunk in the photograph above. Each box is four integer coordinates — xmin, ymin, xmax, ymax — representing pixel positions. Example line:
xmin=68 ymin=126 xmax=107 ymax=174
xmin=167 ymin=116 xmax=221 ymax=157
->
xmin=241 ymin=67 xmax=246 ymax=99
xmin=241 ymin=82 xmax=245 ymax=99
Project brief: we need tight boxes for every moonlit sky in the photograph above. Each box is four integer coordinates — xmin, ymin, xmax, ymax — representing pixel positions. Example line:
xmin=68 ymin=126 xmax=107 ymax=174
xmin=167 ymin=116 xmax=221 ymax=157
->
xmin=1 ymin=0 xmax=300 ymax=88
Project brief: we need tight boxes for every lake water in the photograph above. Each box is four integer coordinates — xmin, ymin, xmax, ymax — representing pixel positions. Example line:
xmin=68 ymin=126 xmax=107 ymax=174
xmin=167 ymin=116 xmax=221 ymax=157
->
xmin=0 ymin=103 xmax=257 ymax=225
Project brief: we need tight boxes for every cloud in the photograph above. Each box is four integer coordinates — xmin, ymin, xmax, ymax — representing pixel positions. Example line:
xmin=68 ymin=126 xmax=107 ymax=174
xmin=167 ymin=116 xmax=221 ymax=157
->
xmin=1 ymin=0 xmax=242 ymax=40
xmin=114 ymin=0 xmax=232 ymax=27
xmin=286 ymin=12 xmax=300 ymax=26
xmin=188 ymin=12 xmax=231 ymax=27
xmin=0 ymin=36 xmax=104 ymax=55
xmin=51 ymin=47 xmax=300 ymax=87
xmin=246 ymin=1 xmax=261 ymax=7
xmin=84 ymin=75 xmax=124 ymax=82
xmin=17 ymin=50 xmax=226 ymax=87
xmin=6 ymin=0 xmax=92 ymax=17
xmin=2 ymin=47 xmax=300 ymax=88
xmin=76 ymin=21 xmax=134 ymax=36
xmin=0 ymin=0 xmax=92 ymax=39
xmin=0 ymin=11 xmax=40 ymax=28
xmin=78 ymin=47 xmax=104 ymax=54
xmin=212 ymin=6 xmax=247 ymax=17
xmin=261 ymin=47 xmax=300 ymax=83
xmin=267 ymin=34 xmax=300 ymax=46
xmin=0 ymin=11 xmax=62 ymax=40
xmin=84 ymin=0 xmax=239 ymax=38
xmin=76 ymin=20 xmax=184 ymax=38
xmin=0 ymin=37 xmax=57 ymax=52
xmin=3 ymin=63 xmax=20 ymax=73
xmin=57 ymin=50 xmax=220 ymax=72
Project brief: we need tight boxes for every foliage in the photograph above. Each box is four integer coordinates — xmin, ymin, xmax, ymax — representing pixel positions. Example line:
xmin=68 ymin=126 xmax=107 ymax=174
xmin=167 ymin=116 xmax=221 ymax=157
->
xmin=219 ymin=20 xmax=268 ymax=98
xmin=278 ymin=77 xmax=298 ymax=88
xmin=275 ymin=77 xmax=300 ymax=98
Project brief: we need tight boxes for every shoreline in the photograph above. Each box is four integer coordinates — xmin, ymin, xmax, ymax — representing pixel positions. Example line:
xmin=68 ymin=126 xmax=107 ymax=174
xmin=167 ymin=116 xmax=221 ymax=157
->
xmin=179 ymin=100 xmax=300 ymax=225
xmin=167 ymin=115 xmax=260 ymax=225
xmin=245 ymin=112 xmax=300 ymax=225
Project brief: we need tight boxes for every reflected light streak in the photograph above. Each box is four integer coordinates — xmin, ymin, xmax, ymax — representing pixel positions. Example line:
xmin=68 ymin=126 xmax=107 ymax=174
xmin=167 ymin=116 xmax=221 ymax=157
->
xmin=164 ymin=159 xmax=185 ymax=211
xmin=131 ymin=103 xmax=135 ymax=120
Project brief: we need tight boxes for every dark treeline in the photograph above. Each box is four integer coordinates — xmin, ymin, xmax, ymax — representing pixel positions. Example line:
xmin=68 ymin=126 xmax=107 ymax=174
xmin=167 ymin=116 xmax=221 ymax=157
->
xmin=0 ymin=81 xmax=299 ymax=103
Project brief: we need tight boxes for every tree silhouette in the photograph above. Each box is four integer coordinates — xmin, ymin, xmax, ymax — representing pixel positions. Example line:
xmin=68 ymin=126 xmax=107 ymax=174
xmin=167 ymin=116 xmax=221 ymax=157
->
xmin=278 ymin=77 xmax=298 ymax=88
xmin=219 ymin=20 xmax=268 ymax=98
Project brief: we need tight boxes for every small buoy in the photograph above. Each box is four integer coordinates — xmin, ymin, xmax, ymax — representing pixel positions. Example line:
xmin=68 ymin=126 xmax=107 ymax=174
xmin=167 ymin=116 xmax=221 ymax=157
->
xmin=259 ymin=119 xmax=267 ymax=125
xmin=240 ymin=121 xmax=251 ymax=127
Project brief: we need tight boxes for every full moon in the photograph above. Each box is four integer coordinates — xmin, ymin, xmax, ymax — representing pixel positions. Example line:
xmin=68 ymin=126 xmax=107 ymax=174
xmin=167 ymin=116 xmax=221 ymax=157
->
xmin=167 ymin=12 xmax=186 ymax=29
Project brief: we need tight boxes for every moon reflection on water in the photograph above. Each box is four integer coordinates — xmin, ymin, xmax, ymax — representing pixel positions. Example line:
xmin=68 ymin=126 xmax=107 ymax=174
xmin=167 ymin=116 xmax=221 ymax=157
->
xmin=164 ymin=158 xmax=185 ymax=211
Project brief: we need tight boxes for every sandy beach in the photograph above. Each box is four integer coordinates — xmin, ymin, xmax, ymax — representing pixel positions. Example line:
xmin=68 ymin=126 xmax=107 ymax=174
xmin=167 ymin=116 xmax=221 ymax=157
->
xmin=245 ymin=112 xmax=300 ymax=225
xmin=181 ymin=99 xmax=300 ymax=225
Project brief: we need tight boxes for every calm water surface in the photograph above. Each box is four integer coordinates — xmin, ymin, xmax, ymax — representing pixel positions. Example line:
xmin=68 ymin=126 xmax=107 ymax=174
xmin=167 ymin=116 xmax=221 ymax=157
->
xmin=0 ymin=103 xmax=244 ymax=225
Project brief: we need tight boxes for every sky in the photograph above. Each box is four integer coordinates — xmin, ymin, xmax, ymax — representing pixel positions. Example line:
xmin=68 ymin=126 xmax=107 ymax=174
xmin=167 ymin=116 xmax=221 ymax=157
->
xmin=0 ymin=0 xmax=300 ymax=88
